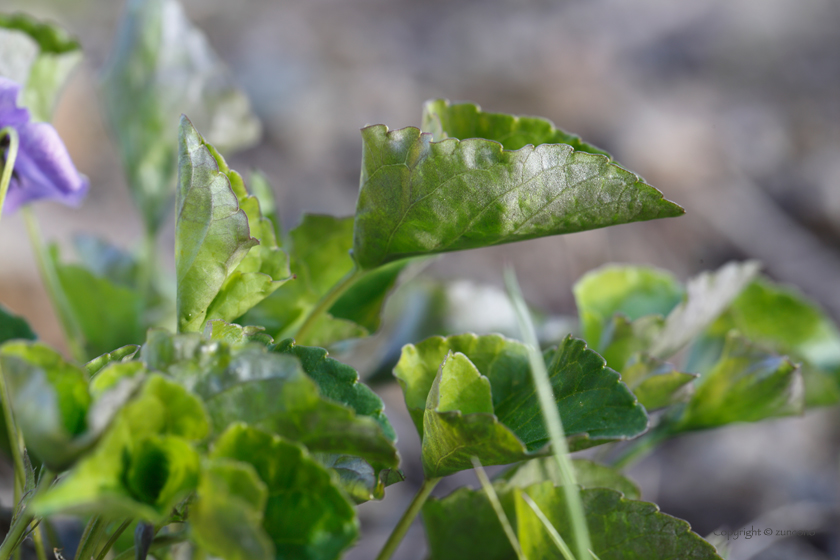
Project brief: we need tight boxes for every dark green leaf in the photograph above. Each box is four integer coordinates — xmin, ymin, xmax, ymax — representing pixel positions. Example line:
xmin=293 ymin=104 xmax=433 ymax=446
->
xmin=676 ymin=333 xmax=802 ymax=431
xmin=353 ymin=108 xmax=683 ymax=269
xmin=0 ymin=304 xmax=36 ymax=344
xmin=423 ymin=483 xmax=721 ymax=560
xmin=212 ymin=424 xmax=358 ymax=560
xmin=516 ymin=484 xmax=722 ymax=560
xmin=51 ymin=246 xmax=146 ymax=359
xmin=175 ymin=117 xmax=257 ymax=332
xmin=142 ymin=330 xmax=399 ymax=469
xmin=33 ymin=374 xmax=207 ymax=520
xmin=394 ymin=334 xmax=647 ymax=477
xmin=101 ymin=0 xmax=260 ymax=233
xmin=422 ymin=99 xmax=610 ymax=156
xmin=498 ymin=458 xmax=640 ymax=500
xmin=0 ymin=12 xmax=81 ymax=122
xmin=573 ymin=265 xmax=682 ymax=354
xmin=621 ymin=354 xmax=696 ymax=410
xmin=689 ymin=277 xmax=840 ymax=406
xmin=189 ymin=458 xmax=274 ymax=560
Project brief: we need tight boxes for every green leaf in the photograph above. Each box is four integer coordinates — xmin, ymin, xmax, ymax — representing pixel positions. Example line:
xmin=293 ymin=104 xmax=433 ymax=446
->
xmin=86 ymin=345 xmax=141 ymax=377
xmin=249 ymin=170 xmax=281 ymax=239
xmin=212 ymin=424 xmax=358 ymax=560
xmin=353 ymin=105 xmax=684 ymax=270
xmin=422 ymin=99 xmax=611 ymax=156
xmin=598 ymin=314 xmax=666 ymax=372
xmin=313 ymin=453 xmax=403 ymax=503
xmin=498 ymin=458 xmax=641 ymax=500
xmin=241 ymin=214 xmax=405 ymax=346
xmin=51 ymin=246 xmax=146 ymax=359
xmin=72 ymin=234 xmax=139 ymax=288
xmin=423 ymin=483 xmax=721 ymax=560
xmin=621 ymin=354 xmax=696 ymax=410
xmin=515 ymin=484 xmax=722 ymax=560
xmin=142 ymin=330 xmax=399 ymax=469
xmin=573 ymin=265 xmax=683 ymax=354
xmin=33 ymin=374 xmax=207 ymax=520
xmin=101 ymin=0 xmax=260 ymax=233
xmin=204 ymin=320 xmax=275 ymax=347
xmin=690 ymin=277 xmax=840 ymax=406
xmin=649 ymin=261 xmax=760 ymax=359
xmin=175 ymin=117 xmax=258 ymax=333
xmin=0 ymin=304 xmax=36 ymax=344
xmin=272 ymin=339 xmax=397 ymax=441
xmin=189 ymin=458 xmax=274 ymax=560
xmin=676 ymin=333 xmax=802 ymax=431
xmin=394 ymin=334 xmax=647 ymax=477
xmin=0 ymin=341 xmax=129 ymax=470
xmin=0 ymin=13 xmax=82 ymax=122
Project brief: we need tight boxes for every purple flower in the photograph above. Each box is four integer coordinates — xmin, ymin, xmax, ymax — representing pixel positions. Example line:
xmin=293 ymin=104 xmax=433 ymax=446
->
xmin=0 ymin=76 xmax=88 ymax=213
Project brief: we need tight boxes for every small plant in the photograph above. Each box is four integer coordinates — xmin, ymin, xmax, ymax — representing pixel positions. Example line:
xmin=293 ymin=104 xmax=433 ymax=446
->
xmin=0 ymin=3 xmax=837 ymax=560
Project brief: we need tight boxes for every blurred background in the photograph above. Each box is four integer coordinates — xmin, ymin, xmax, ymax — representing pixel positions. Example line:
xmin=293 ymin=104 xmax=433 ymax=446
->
xmin=1 ymin=0 xmax=839 ymax=558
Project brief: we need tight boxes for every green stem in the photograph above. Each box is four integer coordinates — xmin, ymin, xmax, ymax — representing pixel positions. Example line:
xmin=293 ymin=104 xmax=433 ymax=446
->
xmin=0 ymin=361 xmax=25 ymax=498
xmin=74 ymin=516 xmax=106 ymax=560
xmin=0 ymin=126 xmax=20 ymax=227
xmin=374 ymin=477 xmax=440 ymax=560
xmin=137 ymin=227 xmax=156 ymax=309
xmin=0 ymin=471 xmax=56 ymax=560
xmin=92 ymin=519 xmax=132 ymax=560
xmin=21 ymin=208 xmax=86 ymax=362
xmin=294 ymin=267 xmax=363 ymax=344
xmin=506 ymin=268 xmax=592 ymax=560
xmin=111 ymin=532 xmax=186 ymax=560
xmin=31 ymin=524 xmax=47 ymax=560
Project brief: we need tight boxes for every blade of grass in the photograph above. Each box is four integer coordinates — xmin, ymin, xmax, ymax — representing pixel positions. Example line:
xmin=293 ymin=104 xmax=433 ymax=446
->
xmin=470 ymin=457 xmax=526 ymax=560
xmin=505 ymin=267 xmax=592 ymax=560
xmin=519 ymin=491 xmax=575 ymax=560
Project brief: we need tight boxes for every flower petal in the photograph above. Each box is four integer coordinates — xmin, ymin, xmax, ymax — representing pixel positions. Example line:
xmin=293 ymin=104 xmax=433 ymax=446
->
xmin=0 ymin=77 xmax=30 ymax=128
xmin=3 ymin=122 xmax=88 ymax=212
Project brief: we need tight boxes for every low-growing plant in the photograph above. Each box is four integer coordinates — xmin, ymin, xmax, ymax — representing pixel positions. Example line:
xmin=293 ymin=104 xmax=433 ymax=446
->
xmin=0 ymin=3 xmax=837 ymax=560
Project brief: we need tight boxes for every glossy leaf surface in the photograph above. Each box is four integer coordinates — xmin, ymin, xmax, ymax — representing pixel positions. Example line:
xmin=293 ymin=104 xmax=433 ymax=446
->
xmin=142 ymin=330 xmax=399 ymax=468
xmin=175 ymin=117 xmax=257 ymax=332
xmin=212 ymin=424 xmax=358 ymax=560
xmin=394 ymin=334 xmax=646 ymax=477
xmin=101 ymin=0 xmax=260 ymax=232
xmin=353 ymin=103 xmax=683 ymax=269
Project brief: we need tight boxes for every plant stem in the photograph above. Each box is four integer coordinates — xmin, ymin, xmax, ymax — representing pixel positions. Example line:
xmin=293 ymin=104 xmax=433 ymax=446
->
xmin=31 ymin=524 xmax=47 ymax=560
xmin=137 ymin=227 xmax=156 ymax=309
xmin=92 ymin=519 xmax=132 ymax=560
xmin=472 ymin=458 xmax=526 ymax=560
xmin=111 ymin=532 xmax=186 ymax=560
xmin=21 ymin=208 xmax=86 ymax=362
xmin=74 ymin=516 xmax=106 ymax=560
xmin=0 ymin=361 xmax=25 ymax=495
xmin=374 ymin=477 xmax=440 ymax=560
xmin=294 ymin=267 xmax=363 ymax=344
xmin=506 ymin=267 xmax=592 ymax=560
xmin=0 ymin=471 xmax=56 ymax=560
xmin=0 ymin=126 xmax=20 ymax=227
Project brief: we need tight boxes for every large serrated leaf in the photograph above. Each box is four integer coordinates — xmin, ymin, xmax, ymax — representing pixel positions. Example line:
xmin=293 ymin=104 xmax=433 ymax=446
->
xmin=142 ymin=330 xmax=399 ymax=469
xmin=394 ymin=334 xmax=647 ymax=477
xmin=0 ymin=13 xmax=82 ymax=122
xmin=212 ymin=424 xmax=358 ymax=560
xmin=175 ymin=117 xmax=257 ymax=333
xmin=101 ymin=0 xmax=260 ymax=233
xmin=32 ymin=374 xmax=207 ymax=520
xmin=423 ymin=482 xmax=721 ymax=560
xmin=353 ymin=104 xmax=683 ymax=269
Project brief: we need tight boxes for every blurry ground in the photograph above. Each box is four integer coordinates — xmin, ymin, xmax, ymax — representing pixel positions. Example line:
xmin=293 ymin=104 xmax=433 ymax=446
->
xmin=1 ymin=0 xmax=839 ymax=558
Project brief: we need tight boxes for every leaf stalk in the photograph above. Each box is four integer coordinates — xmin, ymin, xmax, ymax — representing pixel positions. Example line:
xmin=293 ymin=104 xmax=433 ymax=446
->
xmin=294 ymin=267 xmax=363 ymax=344
xmin=374 ymin=477 xmax=440 ymax=560
xmin=0 ymin=126 xmax=19 ymax=227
